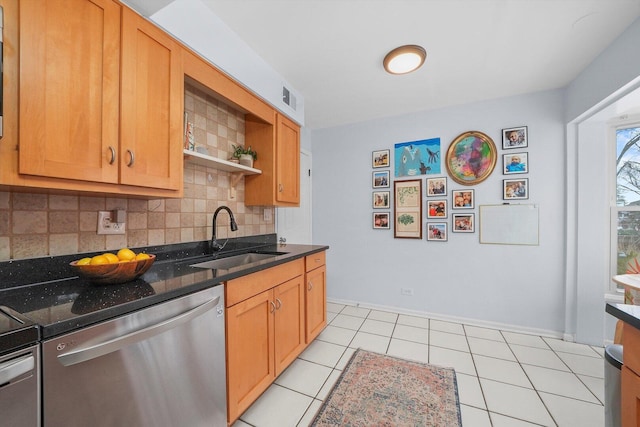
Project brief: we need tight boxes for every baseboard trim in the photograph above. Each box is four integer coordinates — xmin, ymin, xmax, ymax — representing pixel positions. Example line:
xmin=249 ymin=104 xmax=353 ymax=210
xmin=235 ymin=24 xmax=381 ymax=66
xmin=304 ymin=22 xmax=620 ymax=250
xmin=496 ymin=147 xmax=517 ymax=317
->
xmin=327 ymin=297 xmax=565 ymax=340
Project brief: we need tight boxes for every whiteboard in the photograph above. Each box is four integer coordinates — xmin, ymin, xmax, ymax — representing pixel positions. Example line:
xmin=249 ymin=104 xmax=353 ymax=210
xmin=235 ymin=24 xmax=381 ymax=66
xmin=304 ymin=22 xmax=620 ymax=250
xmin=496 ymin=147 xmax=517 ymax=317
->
xmin=479 ymin=204 xmax=539 ymax=245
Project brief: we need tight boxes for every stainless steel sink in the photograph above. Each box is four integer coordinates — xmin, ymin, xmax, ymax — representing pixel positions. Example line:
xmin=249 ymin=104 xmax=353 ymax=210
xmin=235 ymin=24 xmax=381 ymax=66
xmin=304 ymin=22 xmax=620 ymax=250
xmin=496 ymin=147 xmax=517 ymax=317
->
xmin=190 ymin=251 xmax=286 ymax=270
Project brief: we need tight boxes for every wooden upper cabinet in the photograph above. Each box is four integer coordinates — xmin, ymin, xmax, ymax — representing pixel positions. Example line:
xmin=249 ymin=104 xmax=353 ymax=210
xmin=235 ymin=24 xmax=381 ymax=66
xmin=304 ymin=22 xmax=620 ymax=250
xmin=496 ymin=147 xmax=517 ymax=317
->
xmin=19 ymin=0 xmax=121 ymax=184
xmin=275 ymin=114 xmax=300 ymax=205
xmin=245 ymin=113 xmax=300 ymax=207
xmin=120 ymin=7 xmax=183 ymax=190
xmin=13 ymin=0 xmax=183 ymax=196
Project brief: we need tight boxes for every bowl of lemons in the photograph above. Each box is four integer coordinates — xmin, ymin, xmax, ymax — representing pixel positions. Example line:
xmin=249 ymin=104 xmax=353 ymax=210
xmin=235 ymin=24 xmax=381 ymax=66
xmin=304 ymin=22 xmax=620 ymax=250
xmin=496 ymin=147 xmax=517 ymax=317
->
xmin=70 ymin=248 xmax=155 ymax=285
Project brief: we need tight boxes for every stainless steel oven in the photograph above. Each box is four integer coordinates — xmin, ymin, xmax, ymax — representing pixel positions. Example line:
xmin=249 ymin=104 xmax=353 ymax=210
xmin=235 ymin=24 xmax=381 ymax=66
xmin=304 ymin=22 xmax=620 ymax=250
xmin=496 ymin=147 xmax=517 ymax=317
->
xmin=42 ymin=286 xmax=226 ymax=427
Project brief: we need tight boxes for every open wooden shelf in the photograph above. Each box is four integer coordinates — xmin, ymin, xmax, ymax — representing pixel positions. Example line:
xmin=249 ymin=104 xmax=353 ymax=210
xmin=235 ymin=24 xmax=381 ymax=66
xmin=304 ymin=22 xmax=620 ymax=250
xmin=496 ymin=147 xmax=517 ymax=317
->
xmin=183 ymin=149 xmax=261 ymax=175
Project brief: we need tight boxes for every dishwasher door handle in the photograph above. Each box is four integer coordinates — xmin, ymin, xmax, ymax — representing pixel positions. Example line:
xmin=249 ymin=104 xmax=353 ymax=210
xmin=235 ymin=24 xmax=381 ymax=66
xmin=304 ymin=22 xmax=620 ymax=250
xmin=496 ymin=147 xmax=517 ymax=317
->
xmin=0 ymin=354 xmax=35 ymax=385
xmin=58 ymin=296 xmax=220 ymax=367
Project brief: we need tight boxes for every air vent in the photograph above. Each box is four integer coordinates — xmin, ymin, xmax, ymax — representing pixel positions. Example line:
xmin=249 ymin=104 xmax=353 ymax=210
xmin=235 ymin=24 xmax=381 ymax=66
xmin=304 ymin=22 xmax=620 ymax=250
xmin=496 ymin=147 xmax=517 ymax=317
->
xmin=282 ymin=86 xmax=297 ymax=111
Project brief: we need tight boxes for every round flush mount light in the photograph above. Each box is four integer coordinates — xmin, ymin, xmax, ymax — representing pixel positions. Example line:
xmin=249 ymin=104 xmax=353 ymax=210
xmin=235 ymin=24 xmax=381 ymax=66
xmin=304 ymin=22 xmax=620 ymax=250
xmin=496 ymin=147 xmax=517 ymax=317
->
xmin=383 ymin=45 xmax=427 ymax=75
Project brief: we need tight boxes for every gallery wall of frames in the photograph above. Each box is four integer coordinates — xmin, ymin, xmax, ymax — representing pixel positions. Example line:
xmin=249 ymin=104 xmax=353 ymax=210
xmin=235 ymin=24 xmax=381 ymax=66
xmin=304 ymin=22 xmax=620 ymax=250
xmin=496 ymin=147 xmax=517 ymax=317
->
xmin=371 ymin=126 xmax=529 ymax=242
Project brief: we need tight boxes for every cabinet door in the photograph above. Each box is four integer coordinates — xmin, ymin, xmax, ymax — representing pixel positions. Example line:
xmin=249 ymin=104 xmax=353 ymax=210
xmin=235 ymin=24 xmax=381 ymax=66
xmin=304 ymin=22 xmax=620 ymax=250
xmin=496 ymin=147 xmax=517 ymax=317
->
xmin=19 ymin=0 xmax=121 ymax=183
xmin=274 ymin=276 xmax=305 ymax=374
xmin=622 ymin=365 xmax=640 ymax=427
xmin=275 ymin=114 xmax=300 ymax=205
xmin=120 ymin=7 xmax=183 ymax=190
xmin=306 ymin=265 xmax=327 ymax=343
xmin=226 ymin=290 xmax=275 ymax=423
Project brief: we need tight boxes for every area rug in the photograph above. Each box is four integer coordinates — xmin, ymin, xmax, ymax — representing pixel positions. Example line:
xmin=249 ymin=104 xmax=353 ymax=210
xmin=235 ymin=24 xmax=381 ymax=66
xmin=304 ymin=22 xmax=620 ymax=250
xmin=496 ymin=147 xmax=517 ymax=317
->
xmin=311 ymin=349 xmax=462 ymax=426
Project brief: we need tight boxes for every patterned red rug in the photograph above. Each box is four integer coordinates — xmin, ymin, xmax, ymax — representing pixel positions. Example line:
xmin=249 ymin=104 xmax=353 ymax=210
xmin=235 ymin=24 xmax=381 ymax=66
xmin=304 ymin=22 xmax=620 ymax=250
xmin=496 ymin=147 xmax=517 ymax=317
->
xmin=311 ymin=349 xmax=462 ymax=426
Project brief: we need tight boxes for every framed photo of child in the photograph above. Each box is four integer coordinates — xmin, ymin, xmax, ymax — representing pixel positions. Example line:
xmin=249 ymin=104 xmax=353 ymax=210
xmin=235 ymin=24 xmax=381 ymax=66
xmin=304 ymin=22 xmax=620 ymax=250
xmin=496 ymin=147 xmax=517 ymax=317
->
xmin=503 ymin=178 xmax=529 ymax=200
xmin=427 ymin=200 xmax=447 ymax=219
xmin=503 ymin=152 xmax=528 ymax=174
xmin=452 ymin=190 xmax=474 ymax=209
xmin=426 ymin=177 xmax=447 ymax=196
xmin=452 ymin=213 xmax=475 ymax=233
xmin=373 ymin=191 xmax=390 ymax=209
xmin=373 ymin=212 xmax=390 ymax=229
xmin=502 ymin=126 xmax=528 ymax=149
xmin=427 ymin=223 xmax=447 ymax=241
xmin=372 ymin=149 xmax=390 ymax=168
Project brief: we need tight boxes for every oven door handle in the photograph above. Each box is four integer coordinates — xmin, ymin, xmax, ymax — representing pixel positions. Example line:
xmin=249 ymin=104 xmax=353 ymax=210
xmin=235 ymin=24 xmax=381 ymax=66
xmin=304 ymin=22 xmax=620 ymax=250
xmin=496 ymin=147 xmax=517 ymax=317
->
xmin=0 ymin=354 xmax=34 ymax=385
xmin=58 ymin=296 xmax=220 ymax=367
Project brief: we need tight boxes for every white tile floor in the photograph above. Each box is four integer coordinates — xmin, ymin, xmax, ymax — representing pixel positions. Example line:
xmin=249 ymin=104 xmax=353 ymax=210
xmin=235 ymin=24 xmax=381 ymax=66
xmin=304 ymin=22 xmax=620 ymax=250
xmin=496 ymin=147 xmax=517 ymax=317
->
xmin=232 ymin=302 xmax=605 ymax=427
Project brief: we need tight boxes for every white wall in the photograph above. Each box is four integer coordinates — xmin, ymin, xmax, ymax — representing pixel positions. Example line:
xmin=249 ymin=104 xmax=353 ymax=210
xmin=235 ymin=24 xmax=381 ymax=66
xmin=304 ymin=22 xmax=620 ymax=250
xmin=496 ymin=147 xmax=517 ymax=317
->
xmin=312 ymin=90 xmax=567 ymax=337
xmin=149 ymin=0 xmax=305 ymax=126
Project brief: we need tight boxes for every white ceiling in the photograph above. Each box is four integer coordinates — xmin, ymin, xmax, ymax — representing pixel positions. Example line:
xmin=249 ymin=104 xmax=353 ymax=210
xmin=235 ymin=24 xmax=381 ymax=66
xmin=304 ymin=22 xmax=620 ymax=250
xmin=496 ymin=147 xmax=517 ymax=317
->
xmin=128 ymin=0 xmax=640 ymax=130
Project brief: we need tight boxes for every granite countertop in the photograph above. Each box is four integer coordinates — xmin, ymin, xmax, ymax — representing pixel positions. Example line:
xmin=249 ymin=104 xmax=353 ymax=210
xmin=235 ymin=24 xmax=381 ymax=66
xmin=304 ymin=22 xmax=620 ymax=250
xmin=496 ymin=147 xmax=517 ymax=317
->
xmin=606 ymin=303 xmax=640 ymax=331
xmin=0 ymin=234 xmax=328 ymax=339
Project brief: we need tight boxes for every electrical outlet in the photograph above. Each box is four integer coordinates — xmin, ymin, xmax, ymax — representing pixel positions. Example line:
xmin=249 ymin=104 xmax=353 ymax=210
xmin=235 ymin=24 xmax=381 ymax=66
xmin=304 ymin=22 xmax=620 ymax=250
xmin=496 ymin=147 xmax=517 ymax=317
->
xmin=400 ymin=288 xmax=414 ymax=296
xmin=263 ymin=208 xmax=272 ymax=221
xmin=97 ymin=211 xmax=126 ymax=235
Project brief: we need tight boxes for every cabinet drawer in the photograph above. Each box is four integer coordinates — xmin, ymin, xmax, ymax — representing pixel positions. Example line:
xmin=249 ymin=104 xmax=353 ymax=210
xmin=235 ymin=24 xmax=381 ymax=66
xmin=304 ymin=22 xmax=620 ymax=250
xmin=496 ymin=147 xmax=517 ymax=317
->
xmin=305 ymin=252 xmax=326 ymax=272
xmin=226 ymin=259 xmax=304 ymax=307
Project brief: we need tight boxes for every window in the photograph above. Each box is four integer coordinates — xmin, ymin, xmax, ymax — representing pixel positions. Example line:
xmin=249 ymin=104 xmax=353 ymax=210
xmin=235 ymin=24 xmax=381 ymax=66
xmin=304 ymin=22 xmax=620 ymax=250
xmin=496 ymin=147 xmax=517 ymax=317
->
xmin=613 ymin=121 xmax=640 ymax=292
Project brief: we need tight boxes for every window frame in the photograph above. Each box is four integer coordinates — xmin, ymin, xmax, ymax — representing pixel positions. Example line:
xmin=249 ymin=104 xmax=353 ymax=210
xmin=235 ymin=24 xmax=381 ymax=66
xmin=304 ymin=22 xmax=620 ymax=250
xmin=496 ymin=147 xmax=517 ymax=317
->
xmin=610 ymin=115 xmax=640 ymax=296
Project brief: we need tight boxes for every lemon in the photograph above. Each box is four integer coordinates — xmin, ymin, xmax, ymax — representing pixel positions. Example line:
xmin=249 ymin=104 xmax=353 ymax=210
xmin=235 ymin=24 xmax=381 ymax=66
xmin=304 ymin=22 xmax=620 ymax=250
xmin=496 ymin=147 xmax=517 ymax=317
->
xmin=90 ymin=254 xmax=109 ymax=265
xmin=117 ymin=248 xmax=136 ymax=262
xmin=103 ymin=253 xmax=119 ymax=264
xmin=76 ymin=257 xmax=92 ymax=266
xmin=135 ymin=253 xmax=150 ymax=261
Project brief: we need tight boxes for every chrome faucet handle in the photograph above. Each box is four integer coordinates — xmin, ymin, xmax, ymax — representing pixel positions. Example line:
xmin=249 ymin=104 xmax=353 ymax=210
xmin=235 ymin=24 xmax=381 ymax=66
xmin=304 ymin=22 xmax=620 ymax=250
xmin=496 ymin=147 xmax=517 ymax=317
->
xmin=279 ymin=237 xmax=287 ymax=243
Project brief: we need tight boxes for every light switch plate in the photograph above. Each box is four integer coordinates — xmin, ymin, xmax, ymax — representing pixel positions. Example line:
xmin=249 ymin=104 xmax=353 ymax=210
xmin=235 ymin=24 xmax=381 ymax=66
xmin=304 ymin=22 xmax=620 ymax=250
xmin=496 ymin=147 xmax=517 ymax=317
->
xmin=97 ymin=211 xmax=126 ymax=235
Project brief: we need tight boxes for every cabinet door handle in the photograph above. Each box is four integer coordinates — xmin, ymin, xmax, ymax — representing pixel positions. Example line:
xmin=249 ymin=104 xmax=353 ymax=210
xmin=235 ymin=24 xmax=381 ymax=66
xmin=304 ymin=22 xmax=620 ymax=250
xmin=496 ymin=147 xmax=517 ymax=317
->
xmin=108 ymin=146 xmax=116 ymax=165
xmin=126 ymin=149 xmax=135 ymax=167
xmin=275 ymin=298 xmax=282 ymax=310
xmin=278 ymin=183 xmax=283 ymax=192
xmin=307 ymin=281 xmax=313 ymax=291
xmin=270 ymin=300 xmax=276 ymax=313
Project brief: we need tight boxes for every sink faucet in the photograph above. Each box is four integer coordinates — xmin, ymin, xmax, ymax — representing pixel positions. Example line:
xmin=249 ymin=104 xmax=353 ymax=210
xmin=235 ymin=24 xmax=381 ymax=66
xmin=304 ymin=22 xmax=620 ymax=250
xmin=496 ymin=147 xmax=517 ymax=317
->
xmin=211 ymin=206 xmax=238 ymax=251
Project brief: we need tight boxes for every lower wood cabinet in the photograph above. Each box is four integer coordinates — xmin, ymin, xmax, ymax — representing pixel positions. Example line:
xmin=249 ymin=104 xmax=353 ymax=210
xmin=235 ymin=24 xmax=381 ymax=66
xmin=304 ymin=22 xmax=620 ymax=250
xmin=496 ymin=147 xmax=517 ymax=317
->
xmin=305 ymin=252 xmax=327 ymax=343
xmin=225 ymin=259 xmax=306 ymax=424
xmin=622 ymin=365 xmax=640 ymax=427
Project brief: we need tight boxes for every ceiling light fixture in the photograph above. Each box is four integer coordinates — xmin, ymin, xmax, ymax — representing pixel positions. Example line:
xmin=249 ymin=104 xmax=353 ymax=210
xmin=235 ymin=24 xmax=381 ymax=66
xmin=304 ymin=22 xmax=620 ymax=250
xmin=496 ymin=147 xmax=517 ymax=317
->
xmin=383 ymin=45 xmax=427 ymax=75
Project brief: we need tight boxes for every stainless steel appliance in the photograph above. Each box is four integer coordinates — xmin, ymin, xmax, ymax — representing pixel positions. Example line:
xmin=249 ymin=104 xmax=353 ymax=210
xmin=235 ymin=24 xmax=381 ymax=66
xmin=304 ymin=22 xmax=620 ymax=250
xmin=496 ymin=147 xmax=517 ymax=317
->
xmin=0 ymin=306 xmax=40 ymax=427
xmin=42 ymin=286 xmax=226 ymax=427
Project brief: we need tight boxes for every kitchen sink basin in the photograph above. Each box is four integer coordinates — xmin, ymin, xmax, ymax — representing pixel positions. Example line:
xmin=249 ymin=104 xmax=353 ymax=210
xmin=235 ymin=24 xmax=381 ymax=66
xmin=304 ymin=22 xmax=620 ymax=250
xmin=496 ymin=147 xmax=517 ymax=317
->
xmin=190 ymin=250 xmax=288 ymax=270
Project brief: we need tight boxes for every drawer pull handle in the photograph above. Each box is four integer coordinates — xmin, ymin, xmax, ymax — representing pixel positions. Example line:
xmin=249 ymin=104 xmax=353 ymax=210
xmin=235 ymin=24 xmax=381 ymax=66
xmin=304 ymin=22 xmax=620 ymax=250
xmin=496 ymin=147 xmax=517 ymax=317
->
xmin=126 ymin=149 xmax=135 ymax=167
xmin=308 ymin=281 xmax=313 ymax=291
xmin=270 ymin=300 xmax=276 ymax=314
xmin=108 ymin=146 xmax=116 ymax=165
xmin=278 ymin=184 xmax=283 ymax=192
xmin=275 ymin=298 xmax=282 ymax=310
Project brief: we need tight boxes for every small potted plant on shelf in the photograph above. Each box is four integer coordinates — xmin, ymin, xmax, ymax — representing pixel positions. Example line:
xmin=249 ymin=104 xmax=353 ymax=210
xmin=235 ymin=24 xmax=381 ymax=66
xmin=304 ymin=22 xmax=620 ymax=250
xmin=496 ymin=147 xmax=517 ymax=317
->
xmin=231 ymin=144 xmax=258 ymax=167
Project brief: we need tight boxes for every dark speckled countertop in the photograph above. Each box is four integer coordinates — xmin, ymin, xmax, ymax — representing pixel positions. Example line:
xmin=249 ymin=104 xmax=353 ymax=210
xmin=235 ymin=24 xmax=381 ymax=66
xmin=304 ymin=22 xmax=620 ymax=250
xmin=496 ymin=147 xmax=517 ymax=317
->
xmin=606 ymin=303 xmax=640 ymax=331
xmin=0 ymin=234 xmax=328 ymax=339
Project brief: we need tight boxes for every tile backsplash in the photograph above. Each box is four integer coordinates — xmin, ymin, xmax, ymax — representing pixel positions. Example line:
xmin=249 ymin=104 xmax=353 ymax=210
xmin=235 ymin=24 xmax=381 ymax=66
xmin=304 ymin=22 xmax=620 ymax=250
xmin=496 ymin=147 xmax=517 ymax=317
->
xmin=0 ymin=83 xmax=274 ymax=261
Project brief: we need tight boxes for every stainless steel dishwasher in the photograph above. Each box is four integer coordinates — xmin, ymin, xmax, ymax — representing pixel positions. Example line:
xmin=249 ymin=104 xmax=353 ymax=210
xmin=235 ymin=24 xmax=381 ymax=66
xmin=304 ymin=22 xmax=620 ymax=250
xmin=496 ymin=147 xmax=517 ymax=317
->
xmin=42 ymin=286 xmax=226 ymax=427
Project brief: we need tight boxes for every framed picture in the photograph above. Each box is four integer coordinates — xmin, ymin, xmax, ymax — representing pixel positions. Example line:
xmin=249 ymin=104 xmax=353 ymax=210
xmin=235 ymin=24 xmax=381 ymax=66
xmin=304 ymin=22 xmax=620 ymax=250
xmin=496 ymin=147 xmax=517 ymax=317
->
xmin=503 ymin=178 xmax=529 ymax=200
xmin=373 ymin=212 xmax=390 ymax=229
xmin=373 ymin=191 xmax=390 ymax=209
xmin=427 ymin=199 xmax=447 ymax=218
xmin=394 ymin=179 xmax=422 ymax=239
xmin=445 ymin=131 xmax=497 ymax=185
xmin=452 ymin=213 xmax=475 ymax=233
xmin=452 ymin=190 xmax=474 ymax=209
xmin=394 ymin=137 xmax=441 ymax=177
xmin=373 ymin=149 xmax=390 ymax=168
xmin=427 ymin=222 xmax=448 ymax=241
xmin=426 ymin=177 xmax=447 ymax=196
xmin=503 ymin=152 xmax=528 ymax=174
xmin=502 ymin=126 xmax=528 ymax=149
xmin=372 ymin=170 xmax=390 ymax=188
